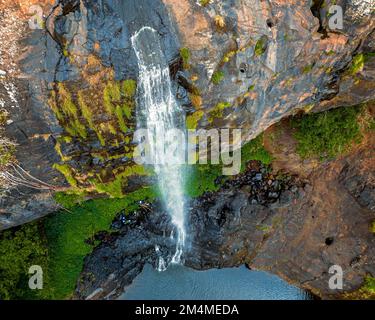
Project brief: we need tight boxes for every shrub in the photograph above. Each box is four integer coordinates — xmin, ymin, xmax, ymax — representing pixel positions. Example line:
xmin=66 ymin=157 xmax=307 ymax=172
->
xmin=291 ymin=105 xmax=363 ymax=160
xmin=0 ymin=222 xmax=50 ymax=300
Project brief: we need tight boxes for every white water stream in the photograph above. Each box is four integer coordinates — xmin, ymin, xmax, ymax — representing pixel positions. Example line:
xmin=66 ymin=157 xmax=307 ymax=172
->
xmin=131 ymin=27 xmax=187 ymax=264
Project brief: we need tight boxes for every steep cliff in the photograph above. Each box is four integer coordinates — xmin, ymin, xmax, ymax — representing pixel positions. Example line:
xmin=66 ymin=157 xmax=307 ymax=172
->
xmin=0 ymin=0 xmax=374 ymax=228
xmin=0 ymin=0 xmax=374 ymax=300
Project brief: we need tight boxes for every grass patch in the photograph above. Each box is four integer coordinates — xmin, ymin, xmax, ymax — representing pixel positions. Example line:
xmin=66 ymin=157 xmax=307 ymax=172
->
xmin=43 ymin=187 xmax=156 ymax=299
xmin=291 ymin=105 xmax=364 ymax=160
xmin=240 ymin=134 xmax=273 ymax=171
xmin=185 ymin=134 xmax=272 ymax=197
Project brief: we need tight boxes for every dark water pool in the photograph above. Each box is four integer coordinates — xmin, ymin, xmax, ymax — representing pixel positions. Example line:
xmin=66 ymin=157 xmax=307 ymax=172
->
xmin=120 ymin=264 xmax=311 ymax=300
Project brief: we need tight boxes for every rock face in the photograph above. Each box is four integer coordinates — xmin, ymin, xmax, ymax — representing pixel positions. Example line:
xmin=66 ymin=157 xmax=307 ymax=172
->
xmin=1 ymin=0 xmax=374 ymax=228
xmin=0 ymin=0 xmax=374 ymax=298
xmin=76 ymin=133 xmax=375 ymax=300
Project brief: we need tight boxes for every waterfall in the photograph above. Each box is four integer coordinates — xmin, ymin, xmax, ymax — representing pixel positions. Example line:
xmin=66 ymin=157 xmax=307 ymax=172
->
xmin=131 ymin=27 xmax=187 ymax=264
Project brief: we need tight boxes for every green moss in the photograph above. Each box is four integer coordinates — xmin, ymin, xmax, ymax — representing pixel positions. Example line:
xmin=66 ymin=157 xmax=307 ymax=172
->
xmin=57 ymin=84 xmax=78 ymax=118
xmin=0 ymin=222 xmax=50 ymax=300
xmin=211 ymin=70 xmax=225 ymax=85
xmin=256 ymin=224 xmax=271 ymax=233
xmin=248 ymin=84 xmax=255 ymax=91
xmin=43 ymin=187 xmax=156 ymax=299
xmin=48 ymin=92 xmax=64 ymax=122
xmin=185 ymin=163 xmax=224 ymax=198
xmin=185 ymin=133 xmax=272 ymax=198
xmin=103 ymin=82 xmax=121 ymax=115
xmin=348 ymin=53 xmax=365 ymax=75
xmin=186 ymin=110 xmax=204 ymax=130
xmin=115 ymin=105 xmax=128 ymax=133
xmin=240 ymin=134 xmax=273 ymax=171
xmin=77 ymin=91 xmax=94 ymax=129
xmin=54 ymin=192 xmax=86 ymax=209
xmin=302 ymin=64 xmax=314 ymax=74
xmin=92 ymin=165 xmax=151 ymax=198
xmin=53 ymin=163 xmax=78 ymax=188
xmin=122 ymin=80 xmax=137 ymax=98
xmin=122 ymin=103 xmax=132 ymax=120
xmin=208 ymin=101 xmax=231 ymax=122
xmin=363 ymin=277 xmax=375 ymax=294
xmin=291 ymin=105 xmax=363 ymax=160
xmin=370 ymin=221 xmax=375 ymax=234
xmin=221 ymin=50 xmax=236 ymax=64
xmin=0 ymin=123 xmax=15 ymax=167
xmin=180 ymin=47 xmax=191 ymax=70
xmin=199 ymin=0 xmax=210 ymax=6
xmin=254 ymin=36 xmax=267 ymax=56
xmin=72 ymin=118 xmax=87 ymax=139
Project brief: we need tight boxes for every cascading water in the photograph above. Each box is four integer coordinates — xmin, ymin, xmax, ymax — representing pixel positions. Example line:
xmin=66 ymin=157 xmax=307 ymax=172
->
xmin=131 ymin=27 xmax=187 ymax=265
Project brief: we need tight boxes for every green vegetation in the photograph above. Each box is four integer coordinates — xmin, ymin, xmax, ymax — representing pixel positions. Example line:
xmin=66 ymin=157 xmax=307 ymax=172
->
xmin=348 ymin=53 xmax=365 ymax=75
xmin=291 ymin=105 xmax=367 ymax=160
xmin=347 ymin=52 xmax=375 ymax=75
xmin=240 ymin=134 xmax=273 ymax=170
xmin=77 ymin=91 xmax=94 ymax=129
xmin=115 ymin=105 xmax=128 ymax=133
xmin=371 ymin=221 xmax=375 ymax=234
xmin=91 ymin=165 xmax=151 ymax=198
xmin=180 ymin=47 xmax=191 ymax=70
xmin=199 ymin=0 xmax=210 ymax=6
xmin=221 ymin=50 xmax=236 ymax=64
xmin=208 ymin=101 xmax=231 ymax=122
xmin=0 ymin=110 xmax=15 ymax=167
xmin=53 ymin=163 xmax=78 ymax=188
xmin=0 ymin=222 xmax=50 ymax=300
xmin=254 ymin=36 xmax=268 ymax=56
xmin=345 ymin=276 xmax=375 ymax=299
xmin=211 ymin=71 xmax=225 ymax=85
xmin=185 ymin=133 xmax=272 ymax=197
xmin=122 ymin=79 xmax=137 ymax=98
xmin=43 ymin=187 xmax=156 ymax=299
xmin=0 ymin=188 xmax=157 ymax=300
xmin=55 ymin=84 xmax=88 ymax=139
xmin=186 ymin=110 xmax=204 ymax=130
xmin=302 ymin=64 xmax=314 ymax=74
xmin=363 ymin=277 xmax=375 ymax=294
xmin=103 ymin=81 xmax=121 ymax=115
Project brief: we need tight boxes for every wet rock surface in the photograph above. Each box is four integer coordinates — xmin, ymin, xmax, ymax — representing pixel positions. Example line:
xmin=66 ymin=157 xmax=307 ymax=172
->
xmin=76 ymin=141 xmax=375 ymax=300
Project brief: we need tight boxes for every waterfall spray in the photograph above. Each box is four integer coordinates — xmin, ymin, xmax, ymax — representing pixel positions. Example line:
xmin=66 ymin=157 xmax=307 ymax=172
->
xmin=131 ymin=27 xmax=187 ymax=264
